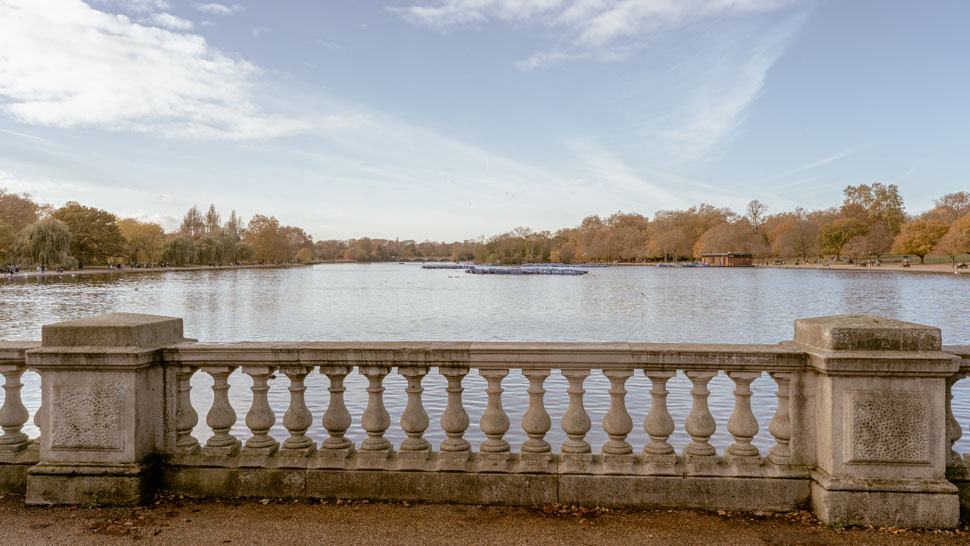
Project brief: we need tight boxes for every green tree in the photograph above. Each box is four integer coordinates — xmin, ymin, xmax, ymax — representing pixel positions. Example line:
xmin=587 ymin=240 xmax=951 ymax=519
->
xmin=891 ymin=219 xmax=949 ymax=263
xmin=52 ymin=201 xmax=125 ymax=268
xmin=162 ymin=235 xmax=197 ymax=266
xmin=817 ymin=218 xmax=868 ymax=260
xmin=7 ymin=218 xmax=77 ymax=269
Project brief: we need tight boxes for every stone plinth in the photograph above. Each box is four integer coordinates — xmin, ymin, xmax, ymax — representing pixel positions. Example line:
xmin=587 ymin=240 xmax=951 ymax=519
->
xmin=788 ymin=314 xmax=960 ymax=528
xmin=25 ymin=313 xmax=185 ymax=505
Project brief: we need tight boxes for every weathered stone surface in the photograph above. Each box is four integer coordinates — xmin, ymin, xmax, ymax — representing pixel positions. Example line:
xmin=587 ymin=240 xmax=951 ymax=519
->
xmin=41 ymin=313 xmax=184 ymax=348
xmin=561 ymin=475 xmax=810 ymax=511
xmin=811 ymin=482 xmax=958 ymax=529
xmin=793 ymin=314 xmax=941 ymax=353
xmin=27 ymin=462 xmax=156 ymax=505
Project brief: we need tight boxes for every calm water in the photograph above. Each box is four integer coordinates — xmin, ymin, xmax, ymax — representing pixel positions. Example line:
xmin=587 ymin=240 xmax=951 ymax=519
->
xmin=3 ymin=264 xmax=970 ymax=454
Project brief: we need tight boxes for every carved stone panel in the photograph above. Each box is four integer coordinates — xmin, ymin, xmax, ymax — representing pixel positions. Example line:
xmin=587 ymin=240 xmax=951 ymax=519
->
xmin=50 ymin=379 xmax=127 ymax=451
xmin=844 ymin=391 xmax=930 ymax=464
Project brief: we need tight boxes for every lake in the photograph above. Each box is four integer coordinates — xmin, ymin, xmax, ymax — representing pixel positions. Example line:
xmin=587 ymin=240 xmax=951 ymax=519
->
xmin=3 ymin=263 xmax=969 ymax=454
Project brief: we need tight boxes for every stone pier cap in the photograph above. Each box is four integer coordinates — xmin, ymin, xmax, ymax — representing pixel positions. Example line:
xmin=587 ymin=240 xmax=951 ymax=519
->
xmin=786 ymin=314 xmax=958 ymax=376
xmin=28 ymin=313 xmax=188 ymax=369
xmin=40 ymin=313 xmax=185 ymax=348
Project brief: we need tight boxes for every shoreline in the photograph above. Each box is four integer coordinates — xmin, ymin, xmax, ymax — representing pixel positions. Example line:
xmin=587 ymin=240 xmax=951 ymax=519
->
xmin=0 ymin=262 xmax=308 ymax=281
xmin=616 ymin=261 xmax=969 ymax=275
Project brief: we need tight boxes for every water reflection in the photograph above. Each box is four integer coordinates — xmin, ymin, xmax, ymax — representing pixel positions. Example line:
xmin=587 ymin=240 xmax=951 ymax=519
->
xmin=4 ymin=264 xmax=970 ymax=452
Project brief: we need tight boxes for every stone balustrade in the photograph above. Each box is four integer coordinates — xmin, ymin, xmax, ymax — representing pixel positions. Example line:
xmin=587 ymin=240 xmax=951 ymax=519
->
xmin=0 ymin=313 xmax=968 ymax=528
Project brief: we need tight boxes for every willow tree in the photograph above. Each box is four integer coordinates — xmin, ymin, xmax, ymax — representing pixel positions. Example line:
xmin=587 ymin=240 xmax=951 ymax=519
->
xmin=8 ymin=218 xmax=77 ymax=268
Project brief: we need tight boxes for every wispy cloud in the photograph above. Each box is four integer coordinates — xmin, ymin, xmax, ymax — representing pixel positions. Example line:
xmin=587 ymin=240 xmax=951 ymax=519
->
xmin=390 ymin=0 xmax=796 ymax=69
xmin=0 ymin=128 xmax=50 ymax=144
xmin=766 ymin=142 xmax=874 ymax=180
xmin=150 ymin=12 xmax=194 ymax=31
xmin=0 ymin=0 xmax=309 ymax=140
xmin=92 ymin=0 xmax=171 ymax=13
xmin=194 ymin=2 xmax=243 ymax=16
xmin=653 ymin=18 xmax=802 ymax=161
xmin=251 ymin=25 xmax=270 ymax=38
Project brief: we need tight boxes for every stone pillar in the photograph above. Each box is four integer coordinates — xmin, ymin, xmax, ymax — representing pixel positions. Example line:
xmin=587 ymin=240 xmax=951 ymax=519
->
xmin=25 ymin=313 xmax=185 ymax=505
xmin=790 ymin=314 xmax=960 ymax=528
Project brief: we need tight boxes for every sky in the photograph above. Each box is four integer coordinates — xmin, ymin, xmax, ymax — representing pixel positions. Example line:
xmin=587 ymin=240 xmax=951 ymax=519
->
xmin=0 ymin=0 xmax=968 ymax=241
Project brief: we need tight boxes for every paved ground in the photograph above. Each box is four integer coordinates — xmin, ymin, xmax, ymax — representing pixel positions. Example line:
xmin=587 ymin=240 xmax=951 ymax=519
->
xmin=1 ymin=494 xmax=968 ymax=545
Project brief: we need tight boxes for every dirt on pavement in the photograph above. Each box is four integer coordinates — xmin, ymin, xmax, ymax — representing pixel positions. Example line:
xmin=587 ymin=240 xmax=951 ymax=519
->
xmin=1 ymin=494 xmax=969 ymax=545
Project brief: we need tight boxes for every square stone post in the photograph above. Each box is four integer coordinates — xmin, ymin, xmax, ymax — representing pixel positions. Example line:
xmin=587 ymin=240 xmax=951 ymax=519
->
xmin=24 ymin=313 xmax=185 ymax=505
xmin=788 ymin=315 xmax=960 ymax=528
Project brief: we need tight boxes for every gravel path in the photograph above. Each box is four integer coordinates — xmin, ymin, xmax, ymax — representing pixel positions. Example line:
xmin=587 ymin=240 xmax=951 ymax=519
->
xmin=1 ymin=495 xmax=968 ymax=545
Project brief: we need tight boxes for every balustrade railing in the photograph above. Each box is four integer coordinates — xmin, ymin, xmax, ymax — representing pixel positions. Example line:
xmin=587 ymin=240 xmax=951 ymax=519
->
xmin=158 ymin=342 xmax=808 ymax=476
xmin=2 ymin=314 xmax=968 ymax=528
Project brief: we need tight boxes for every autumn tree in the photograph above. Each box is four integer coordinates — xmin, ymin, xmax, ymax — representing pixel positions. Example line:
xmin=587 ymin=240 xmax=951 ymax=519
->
xmin=0 ymin=220 xmax=14 ymax=262
xmin=925 ymin=192 xmax=970 ymax=224
xmin=933 ymin=215 xmax=970 ymax=266
xmin=891 ymin=219 xmax=949 ymax=263
xmin=843 ymin=223 xmax=894 ymax=261
xmin=744 ymin=200 xmax=768 ymax=232
xmin=245 ymin=214 xmax=289 ymax=262
xmin=117 ymin=219 xmax=165 ymax=264
xmin=695 ymin=221 xmax=765 ymax=256
xmin=0 ymin=189 xmax=50 ymax=233
xmin=179 ymin=206 xmax=206 ymax=239
xmin=817 ymin=218 xmax=868 ymax=260
xmin=842 ymin=183 xmax=906 ymax=233
xmin=225 ymin=210 xmax=243 ymax=238
xmin=769 ymin=216 xmax=819 ymax=263
xmin=204 ymin=204 xmax=221 ymax=233
xmin=52 ymin=201 xmax=125 ymax=268
xmin=649 ymin=228 xmax=691 ymax=262
xmin=7 ymin=218 xmax=77 ymax=269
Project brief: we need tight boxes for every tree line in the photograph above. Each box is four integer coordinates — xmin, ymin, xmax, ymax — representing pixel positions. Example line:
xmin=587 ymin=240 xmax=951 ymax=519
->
xmin=2 ymin=183 xmax=969 ymax=269
xmin=0 ymin=194 xmax=313 ymax=269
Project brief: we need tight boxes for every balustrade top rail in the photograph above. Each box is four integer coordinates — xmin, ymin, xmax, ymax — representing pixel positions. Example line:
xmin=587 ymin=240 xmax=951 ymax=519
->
xmin=9 ymin=338 xmax=970 ymax=372
xmin=166 ymin=341 xmax=809 ymax=371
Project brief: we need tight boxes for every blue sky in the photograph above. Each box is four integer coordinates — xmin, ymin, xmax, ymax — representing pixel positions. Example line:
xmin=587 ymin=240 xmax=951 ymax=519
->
xmin=0 ymin=0 xmax=967 ymax=241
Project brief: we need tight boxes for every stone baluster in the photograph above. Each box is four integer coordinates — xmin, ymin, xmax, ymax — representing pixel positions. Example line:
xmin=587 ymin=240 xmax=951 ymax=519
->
xmin=726 ymin=371 xmax=762 ymax=466
xmin=27 ymin=369 xmax=45 ymax=454
xmin=241 ymin=366 xmax=279 ymax=457
xmin=519 ymin=369 xmax=552 ymax=472
xmin=203 ymin=367 xmax=241 ymax=456
xmin=174 ymin=366 xmax=200 ymax=455
xmin=560 ymin=369 xmax=592 ymax=459
xmin=399 ymin=366 xmax=431 ymax=469
xmin=684 ymin=371 xmax=718 ymax=465
xmin=945 ymin=373 xmax=967 ymax=475
xmin=0 ymin=363 xmax=30 ymax=453
xmin=642 ymin=371 xmax=676 ymax=470
xmin=439 ymin=367 xmax=470 ymax=470
xmin=479 ymin=369 xmax=511 ymax=471
xmin=316 ymin=366 xmax=354 ymax=468
xmin=280 ymin=366 xmax=316 ymax=458
xmin=767 ymin=372 xmax=792 ymax=465
xmin=602 ymin=369 xmax=635 ymax=473
xmin=28 ymin=383 xmax=43 ymax=454
xmin=359 ymin=366 xmax=392 ymax=468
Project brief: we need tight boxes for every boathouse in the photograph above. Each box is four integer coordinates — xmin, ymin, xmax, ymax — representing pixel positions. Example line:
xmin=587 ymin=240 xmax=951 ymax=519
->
xmin=700 ymin=252 xmax=754 ymax=267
